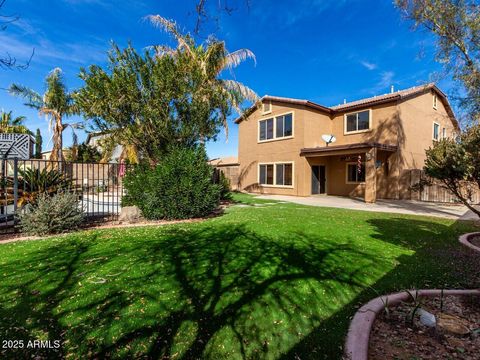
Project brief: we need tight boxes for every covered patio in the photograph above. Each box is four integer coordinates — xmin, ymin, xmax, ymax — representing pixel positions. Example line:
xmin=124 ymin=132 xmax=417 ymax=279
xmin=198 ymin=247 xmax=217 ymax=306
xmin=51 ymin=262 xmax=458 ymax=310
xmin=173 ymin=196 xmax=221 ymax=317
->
xmin=300 ymin=142 xmax=398 ymax=203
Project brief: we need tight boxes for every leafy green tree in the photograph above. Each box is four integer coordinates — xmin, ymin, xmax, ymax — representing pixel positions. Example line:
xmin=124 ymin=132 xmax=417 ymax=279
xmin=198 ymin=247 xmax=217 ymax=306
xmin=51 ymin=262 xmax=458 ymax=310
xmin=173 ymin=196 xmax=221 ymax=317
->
xmin=424 ymin=126 xmax=480 ymax=217
xmin=34 ymin=128 xmax=42 ymax=159
xmin=396 ymin=0 xmax=480 ymax=121
xmin=65 ymin=142 xmax=102 ymax=163
xmin=397 ymin=0 xmax=480 ymax=215
xmin=76 ymin=16 xmax=257 ymax=165
xmin=0 ymin=110 xmax=32 ymax=134
xmin=9 ymin=68 xmax=82 ymax=162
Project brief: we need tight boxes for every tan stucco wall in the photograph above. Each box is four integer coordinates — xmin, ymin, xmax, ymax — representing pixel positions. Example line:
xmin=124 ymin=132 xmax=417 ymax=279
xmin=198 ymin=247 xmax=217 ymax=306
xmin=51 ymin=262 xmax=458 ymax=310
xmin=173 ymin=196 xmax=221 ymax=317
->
xmin=237 ymin=90 xmax=456 ymax=200
xmin=237 ymin=102 xmax=311 ymax=196
xmin=331 ymin=103 xmax=400 ymax=146
xmin=396 ymin=91 xmax=456 ymax=199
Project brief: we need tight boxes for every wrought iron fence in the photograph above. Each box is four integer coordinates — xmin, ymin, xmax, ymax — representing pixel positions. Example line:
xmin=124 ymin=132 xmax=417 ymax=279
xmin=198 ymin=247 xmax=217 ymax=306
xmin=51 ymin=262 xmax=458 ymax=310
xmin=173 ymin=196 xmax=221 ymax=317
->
xmin=0 ymin=158 xmax=127 ymax=233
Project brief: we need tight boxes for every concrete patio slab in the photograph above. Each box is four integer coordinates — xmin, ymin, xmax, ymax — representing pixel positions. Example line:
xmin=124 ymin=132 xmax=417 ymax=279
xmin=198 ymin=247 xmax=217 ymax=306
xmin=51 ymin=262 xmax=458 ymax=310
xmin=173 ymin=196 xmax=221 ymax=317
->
xmin=254 ymin=194 xmax=478 ymax=220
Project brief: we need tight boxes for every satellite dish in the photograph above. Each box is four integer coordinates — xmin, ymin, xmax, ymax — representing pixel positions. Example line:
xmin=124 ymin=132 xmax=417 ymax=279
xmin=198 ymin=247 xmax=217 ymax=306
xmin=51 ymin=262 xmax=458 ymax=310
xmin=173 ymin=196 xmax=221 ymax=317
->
xmin=321 ymin=134 xmax=337 ymax=146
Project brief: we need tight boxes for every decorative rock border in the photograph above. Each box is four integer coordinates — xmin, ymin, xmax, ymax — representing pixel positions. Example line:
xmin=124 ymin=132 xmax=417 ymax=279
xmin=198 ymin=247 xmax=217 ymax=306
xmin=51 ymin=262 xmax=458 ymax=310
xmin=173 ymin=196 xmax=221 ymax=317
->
xmin=344 ymin=289 xmax=480 ymax=360
xmin=459 ymin=232 xmax=480 ymax=253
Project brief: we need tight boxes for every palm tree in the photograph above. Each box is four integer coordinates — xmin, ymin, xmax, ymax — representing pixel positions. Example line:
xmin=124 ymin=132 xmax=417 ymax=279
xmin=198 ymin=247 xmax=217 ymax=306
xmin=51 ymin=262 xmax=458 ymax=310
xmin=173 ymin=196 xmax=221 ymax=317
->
xmin=146 ymin=15 xmax=258 ymax=138
xmin=9 ymin=68 xmax=81 ymax=162
xmin=0 ymin=110 xmax=32 ymax=134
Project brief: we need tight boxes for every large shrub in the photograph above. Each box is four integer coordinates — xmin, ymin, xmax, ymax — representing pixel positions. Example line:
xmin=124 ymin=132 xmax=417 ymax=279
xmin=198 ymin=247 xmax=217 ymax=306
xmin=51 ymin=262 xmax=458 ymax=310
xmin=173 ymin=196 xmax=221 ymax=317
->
xmin=122 ymin=147 xmax=221 ymax=220
xmin=19 ymin=192 xmax=84 ymax=235
xmin=215 ymin=170 xmax=232 ymax=200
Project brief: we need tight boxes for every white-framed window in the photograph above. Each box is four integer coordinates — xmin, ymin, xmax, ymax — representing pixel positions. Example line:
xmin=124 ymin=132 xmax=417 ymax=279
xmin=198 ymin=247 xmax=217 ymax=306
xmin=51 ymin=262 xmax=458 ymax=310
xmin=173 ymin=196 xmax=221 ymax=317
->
xmin=262 ymin=102 xmax=272 ymax=114
xmin=258 ymin=112 xmax=293 ymax=142
xmin=433 ymin=94 xmax=438 ymax=110
xmin=442 ymin=127 xmax=446 ymax=139
xmin=433 ymin=122 xmax=440 ymax=141
xmin=275 ymin=163 xmax=293 ymax=186
xmin=344 ymin=110 xmax=371 ymax=134
xmin=259 ymin=162 xmax=294 ymax=187
xmin=346 ymin=162 xmax=366 ymax=184
xmin=259 ymin=164 xmax=274 ymax=185
xmin=259 ymin=118 xmax=274 ymax=141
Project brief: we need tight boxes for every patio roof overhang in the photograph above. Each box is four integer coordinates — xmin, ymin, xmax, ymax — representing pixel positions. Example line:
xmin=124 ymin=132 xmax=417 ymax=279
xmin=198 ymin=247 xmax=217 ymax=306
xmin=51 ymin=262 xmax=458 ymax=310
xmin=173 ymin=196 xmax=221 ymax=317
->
xmin=300 ymin=142 xmax=398 ymax=157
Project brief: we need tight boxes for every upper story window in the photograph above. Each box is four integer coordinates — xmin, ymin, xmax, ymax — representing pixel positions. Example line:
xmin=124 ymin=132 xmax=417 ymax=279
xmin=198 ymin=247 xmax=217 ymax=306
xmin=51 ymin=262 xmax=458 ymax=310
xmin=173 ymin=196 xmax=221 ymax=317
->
xmin=433 ymin=94 xmax=438 ymax=110
xmin=344 ymin=110 xmax=371 ymax=134
xmin=433 ymin=122 xmax=440 ymax=141
xmin=262 ymin=102 xmax=272 ymax=114
xmin=442 ymin=127 xmax=447 ymax=139
xmin=259 ymin=113 xmax=293 ymax=142
xmin=259 ymin=118 xmax=274 ymax=141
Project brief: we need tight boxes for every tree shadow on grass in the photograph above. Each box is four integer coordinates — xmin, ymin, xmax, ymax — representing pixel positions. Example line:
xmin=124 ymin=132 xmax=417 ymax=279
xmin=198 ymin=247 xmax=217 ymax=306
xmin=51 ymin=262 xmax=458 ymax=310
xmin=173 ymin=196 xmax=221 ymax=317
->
xmin=0 ymin=237 xmax=94 ymax=359
xmin=281 ymin=217 xmax=480 ymax=359
xmin=0 ymin=224 xmax=380 ymax=359
xmin=0 ymin=217 xmax=477 ymax=359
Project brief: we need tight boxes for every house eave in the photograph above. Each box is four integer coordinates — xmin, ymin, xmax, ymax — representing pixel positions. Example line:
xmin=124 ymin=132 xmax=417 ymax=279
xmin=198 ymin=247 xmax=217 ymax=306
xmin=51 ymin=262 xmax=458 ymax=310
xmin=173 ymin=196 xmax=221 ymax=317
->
xmin=300 ymin=142 xmax=398 ymax=156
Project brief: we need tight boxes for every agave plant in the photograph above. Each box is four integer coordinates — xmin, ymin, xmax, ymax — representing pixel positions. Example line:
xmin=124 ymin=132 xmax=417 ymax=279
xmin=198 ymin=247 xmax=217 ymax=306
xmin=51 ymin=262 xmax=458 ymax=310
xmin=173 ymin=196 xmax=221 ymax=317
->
xmin=0 ymin=167 xmax=74 ymax=207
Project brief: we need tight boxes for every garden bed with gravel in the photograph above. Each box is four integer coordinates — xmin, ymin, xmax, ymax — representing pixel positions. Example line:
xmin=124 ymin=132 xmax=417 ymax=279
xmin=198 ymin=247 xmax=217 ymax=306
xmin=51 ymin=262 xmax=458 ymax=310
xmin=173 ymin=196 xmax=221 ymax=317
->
xmin=470 ymin=235 xmax=480 ymax=248
xmin=369 ymin=294 xmax=480 ymax=359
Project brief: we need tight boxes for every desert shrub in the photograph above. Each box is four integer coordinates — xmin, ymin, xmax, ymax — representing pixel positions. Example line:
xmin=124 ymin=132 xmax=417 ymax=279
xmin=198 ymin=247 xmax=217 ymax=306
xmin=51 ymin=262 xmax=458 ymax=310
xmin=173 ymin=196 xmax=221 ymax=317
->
xmin=122 ymin=147 xmax=221 ymax=220
xmin=19 ymin=192 xmax=84 ymax=235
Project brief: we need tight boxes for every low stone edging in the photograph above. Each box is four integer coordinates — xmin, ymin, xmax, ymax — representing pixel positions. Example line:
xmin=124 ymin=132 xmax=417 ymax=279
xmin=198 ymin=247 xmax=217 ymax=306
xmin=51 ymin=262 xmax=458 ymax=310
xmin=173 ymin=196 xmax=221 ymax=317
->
xmin=459 ymin=232 xmax=480 ymax=253
xmin=344 ymin=289 xmax=480 ymax=360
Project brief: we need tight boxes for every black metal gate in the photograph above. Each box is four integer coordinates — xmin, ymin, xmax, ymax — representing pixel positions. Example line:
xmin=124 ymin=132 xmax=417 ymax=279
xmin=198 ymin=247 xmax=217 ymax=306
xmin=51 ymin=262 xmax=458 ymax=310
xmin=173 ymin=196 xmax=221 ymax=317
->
xmin=0 ymin=159 xmax=126 ymax=233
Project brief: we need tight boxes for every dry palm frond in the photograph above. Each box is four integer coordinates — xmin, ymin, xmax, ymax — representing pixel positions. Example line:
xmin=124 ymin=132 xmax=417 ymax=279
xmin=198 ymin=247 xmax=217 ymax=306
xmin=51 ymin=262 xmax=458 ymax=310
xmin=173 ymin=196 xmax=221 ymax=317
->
xmin=222 ymin=79 xmax=259 ymax=102
xmin=224 ymin=49 xmax=256 ymax=70
xmin=145 ymin=15 xmax=194 ymax=57
xmin=8 ymin=84 xmax=43 ymax=108
xmin=146 ymin=45 xmax=177 ymax=59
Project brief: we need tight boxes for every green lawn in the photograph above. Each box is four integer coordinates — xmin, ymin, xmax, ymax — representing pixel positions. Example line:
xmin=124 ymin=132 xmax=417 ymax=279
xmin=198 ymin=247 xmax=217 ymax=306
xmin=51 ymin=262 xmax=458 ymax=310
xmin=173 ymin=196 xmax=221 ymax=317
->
xmin=0 ymin=193 xmax=478 ymax=359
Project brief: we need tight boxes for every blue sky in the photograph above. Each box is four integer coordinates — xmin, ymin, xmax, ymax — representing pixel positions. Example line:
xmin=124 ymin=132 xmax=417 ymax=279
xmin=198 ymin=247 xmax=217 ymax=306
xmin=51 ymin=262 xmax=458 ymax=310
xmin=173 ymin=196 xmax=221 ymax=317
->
xmin=0 ymin=0 xmax=451 ymax=159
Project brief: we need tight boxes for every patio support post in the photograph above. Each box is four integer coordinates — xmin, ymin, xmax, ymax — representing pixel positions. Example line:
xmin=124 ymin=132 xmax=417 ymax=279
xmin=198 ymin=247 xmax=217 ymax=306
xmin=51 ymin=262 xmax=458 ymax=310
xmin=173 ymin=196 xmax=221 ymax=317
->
xmin=365 ymin=147 xmax=377 ymax=203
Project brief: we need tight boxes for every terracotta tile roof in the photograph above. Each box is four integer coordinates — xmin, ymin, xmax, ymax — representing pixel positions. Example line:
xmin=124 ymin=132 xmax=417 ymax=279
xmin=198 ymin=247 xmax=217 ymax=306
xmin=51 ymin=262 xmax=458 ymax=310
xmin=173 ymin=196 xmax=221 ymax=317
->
xmin=234 ymin=83 xmax=459 ymax=129
xmin=208 ymin=156 xmax=239 ymax=166
xmin=331 ymin=83 xmax=438 ymax=111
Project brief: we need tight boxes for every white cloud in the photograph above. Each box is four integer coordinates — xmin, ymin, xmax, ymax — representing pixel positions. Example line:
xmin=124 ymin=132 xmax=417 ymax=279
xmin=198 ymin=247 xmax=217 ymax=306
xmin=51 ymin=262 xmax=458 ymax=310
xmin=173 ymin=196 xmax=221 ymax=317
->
xmin=0 ymin=32 xmax=108 ymax=67
xmin=360 ymin=61 xmax=377 ymax=70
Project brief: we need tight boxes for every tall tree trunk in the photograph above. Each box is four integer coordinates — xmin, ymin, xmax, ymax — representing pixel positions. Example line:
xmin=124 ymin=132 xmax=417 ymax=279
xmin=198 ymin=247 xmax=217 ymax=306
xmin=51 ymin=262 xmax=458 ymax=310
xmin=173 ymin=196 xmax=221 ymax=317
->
xmin=50 ymin=114 xmax=64 ymax=163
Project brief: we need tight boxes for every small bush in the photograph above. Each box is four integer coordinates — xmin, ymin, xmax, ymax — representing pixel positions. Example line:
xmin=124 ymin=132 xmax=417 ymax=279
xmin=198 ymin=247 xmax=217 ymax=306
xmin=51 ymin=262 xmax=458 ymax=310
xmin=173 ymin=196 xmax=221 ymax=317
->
xmin=122 ymin=147 xmax=221 ymax=220
xmin=19 ymin=192 xmax=84 ymax=236
xmin=217 ymin=170 xmax=232 ymax=200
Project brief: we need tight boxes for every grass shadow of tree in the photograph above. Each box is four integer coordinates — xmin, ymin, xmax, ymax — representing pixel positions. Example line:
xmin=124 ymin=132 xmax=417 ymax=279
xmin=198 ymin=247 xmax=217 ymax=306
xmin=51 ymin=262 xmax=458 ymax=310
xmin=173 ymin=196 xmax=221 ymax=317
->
xmin=1 ymin=224 xmax=379 ymax=359
xmin=280 ymin=217 xmax=479 ymax=359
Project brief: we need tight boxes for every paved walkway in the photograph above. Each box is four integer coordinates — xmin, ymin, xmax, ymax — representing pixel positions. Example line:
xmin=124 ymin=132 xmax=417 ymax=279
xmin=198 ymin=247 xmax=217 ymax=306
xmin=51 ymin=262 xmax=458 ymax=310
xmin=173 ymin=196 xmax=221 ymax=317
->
xmin=255 ymin=194 xmax=479 ymax=220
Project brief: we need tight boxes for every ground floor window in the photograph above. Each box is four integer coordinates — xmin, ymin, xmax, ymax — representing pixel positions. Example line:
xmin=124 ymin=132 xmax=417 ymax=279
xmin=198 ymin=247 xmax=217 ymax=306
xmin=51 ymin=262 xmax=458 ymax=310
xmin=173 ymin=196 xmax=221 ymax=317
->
xmin=346 ymin=162 xmax=365 ymax=183
xmin=259 ymin=164 xmax=274 ymax=185
xmin=259 ymin=162 xmax=293 ymax=186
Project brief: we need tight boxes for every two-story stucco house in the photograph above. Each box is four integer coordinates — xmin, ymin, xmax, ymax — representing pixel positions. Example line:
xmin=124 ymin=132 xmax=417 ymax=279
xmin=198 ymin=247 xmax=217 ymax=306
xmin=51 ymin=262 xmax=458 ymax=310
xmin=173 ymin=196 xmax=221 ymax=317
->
xmin=235 ymin=83 xmax=459 ymax=203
